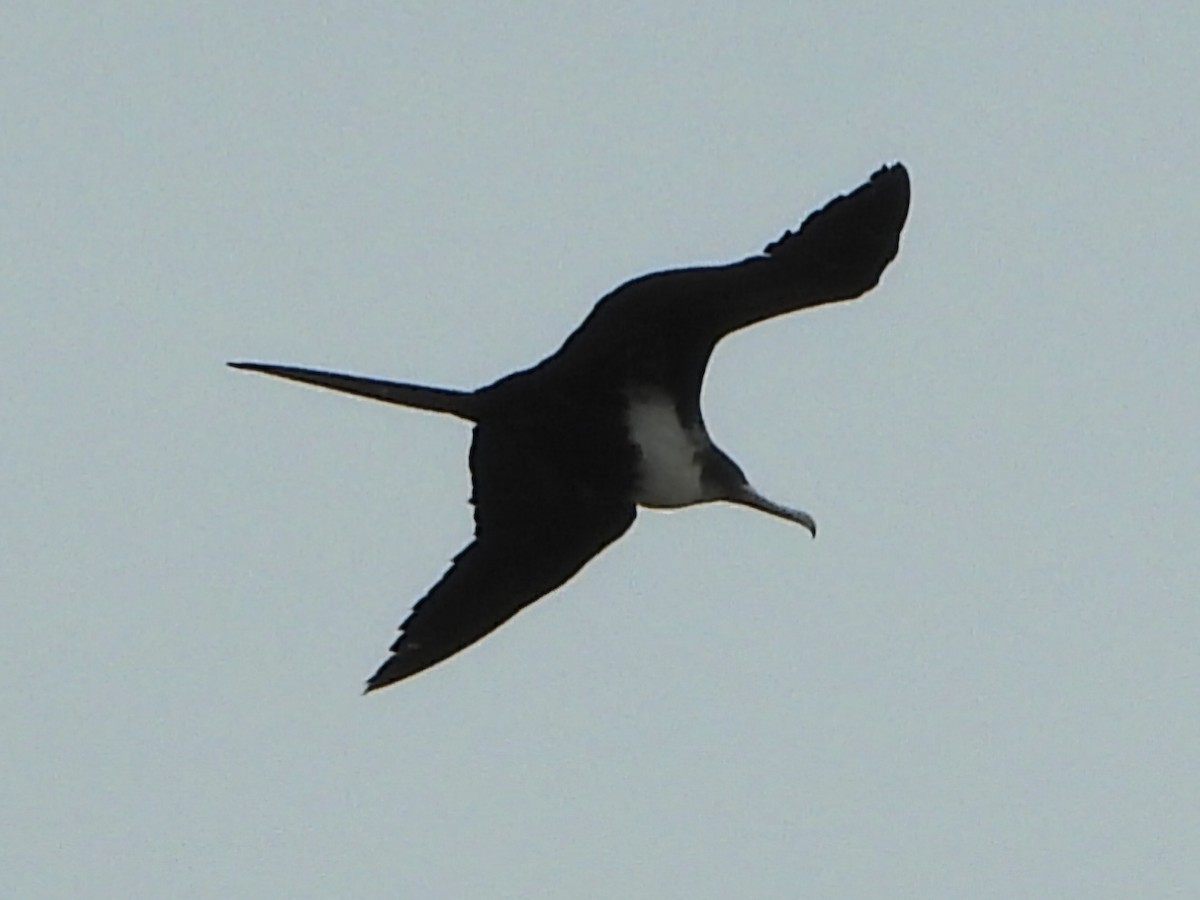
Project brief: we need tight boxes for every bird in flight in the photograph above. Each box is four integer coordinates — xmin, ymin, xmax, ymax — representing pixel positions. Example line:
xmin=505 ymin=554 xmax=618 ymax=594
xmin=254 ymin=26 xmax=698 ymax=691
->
xmin=231 ymin=163 xmax=910 ymax=691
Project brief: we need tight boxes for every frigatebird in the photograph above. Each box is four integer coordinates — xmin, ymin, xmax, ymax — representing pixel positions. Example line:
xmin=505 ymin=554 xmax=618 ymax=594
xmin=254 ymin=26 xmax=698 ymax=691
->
xmin=231 ymin=162 xmax=910 ymax=691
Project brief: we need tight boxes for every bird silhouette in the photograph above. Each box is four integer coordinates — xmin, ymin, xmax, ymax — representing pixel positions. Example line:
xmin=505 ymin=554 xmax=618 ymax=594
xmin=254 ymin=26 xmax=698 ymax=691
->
xmin=231 ymin=162 xmax=910 ymax=690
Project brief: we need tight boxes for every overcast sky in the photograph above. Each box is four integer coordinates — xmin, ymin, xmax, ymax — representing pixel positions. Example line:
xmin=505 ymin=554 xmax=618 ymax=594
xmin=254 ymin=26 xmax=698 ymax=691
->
xmin=5 ymin=3 xmax=1199 ymax=898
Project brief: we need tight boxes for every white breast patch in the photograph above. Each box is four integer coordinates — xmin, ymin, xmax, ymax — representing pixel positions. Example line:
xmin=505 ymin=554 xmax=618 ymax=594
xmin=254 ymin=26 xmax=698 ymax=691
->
xmin=625 ymin=392 xmax=709 ymax=508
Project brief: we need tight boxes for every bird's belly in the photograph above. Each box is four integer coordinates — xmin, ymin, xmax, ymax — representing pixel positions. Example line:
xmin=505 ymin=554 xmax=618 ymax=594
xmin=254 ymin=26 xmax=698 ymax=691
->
xmin=625 ymin=393 xmax=708 ymax=508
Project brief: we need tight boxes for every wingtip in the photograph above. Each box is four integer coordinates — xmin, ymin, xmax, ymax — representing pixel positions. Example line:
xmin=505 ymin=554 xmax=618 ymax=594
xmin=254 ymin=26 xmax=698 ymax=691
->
xmin=364 ymin=662 xmax=398 ymax=694
xmin=764 ymin=161 xmax=911 ymax=269
xmin=363 ymin=657 xmax=407 ymax=693
xmin=362 ymin=648 xmax=423 ymax=693
xmin=871 ymin=162 xmax=911 ymax=211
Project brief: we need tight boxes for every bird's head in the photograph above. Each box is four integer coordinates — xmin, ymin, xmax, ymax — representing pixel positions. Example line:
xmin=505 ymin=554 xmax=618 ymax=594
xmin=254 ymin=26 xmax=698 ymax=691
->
xmin=702 ymin=448 xmax=817 ymax=538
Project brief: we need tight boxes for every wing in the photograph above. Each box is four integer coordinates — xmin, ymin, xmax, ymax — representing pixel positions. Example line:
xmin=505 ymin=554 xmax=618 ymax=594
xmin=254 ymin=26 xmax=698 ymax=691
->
xmin=547 ymin=163 xmax=911 ymax=398
xmin=365 ymin=422 xmax=636 ymax=691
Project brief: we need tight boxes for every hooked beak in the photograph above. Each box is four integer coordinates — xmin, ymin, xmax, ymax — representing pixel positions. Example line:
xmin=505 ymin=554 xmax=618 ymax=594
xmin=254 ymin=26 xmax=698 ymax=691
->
xmin=727 ymin=485 xmax=817 ymax=538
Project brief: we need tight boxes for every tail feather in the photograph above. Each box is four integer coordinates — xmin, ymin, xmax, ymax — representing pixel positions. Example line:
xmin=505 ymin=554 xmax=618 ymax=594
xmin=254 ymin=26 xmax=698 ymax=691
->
xmin=228 ymin=362 xmax=480 ymax=421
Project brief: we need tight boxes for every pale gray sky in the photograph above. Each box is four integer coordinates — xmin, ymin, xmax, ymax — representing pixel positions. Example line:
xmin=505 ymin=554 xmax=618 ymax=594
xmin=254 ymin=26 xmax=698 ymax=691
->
xmin=4 ymin=3 xmax=1199 ymax=898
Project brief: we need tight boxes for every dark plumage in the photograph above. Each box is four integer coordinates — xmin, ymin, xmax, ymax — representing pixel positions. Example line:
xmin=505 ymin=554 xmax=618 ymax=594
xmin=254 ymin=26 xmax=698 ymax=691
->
xmin=231 ymin=162 xmax=910 ymax=690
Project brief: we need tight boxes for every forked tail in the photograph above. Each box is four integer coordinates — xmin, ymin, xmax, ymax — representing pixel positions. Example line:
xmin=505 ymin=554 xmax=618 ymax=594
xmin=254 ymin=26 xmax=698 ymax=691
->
xmin=228 ymin=362 xmax=480 ymax=421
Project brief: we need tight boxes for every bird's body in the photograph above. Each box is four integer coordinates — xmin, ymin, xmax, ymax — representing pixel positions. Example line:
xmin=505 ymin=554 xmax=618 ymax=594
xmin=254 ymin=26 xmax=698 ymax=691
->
xmin=231 ymin=163 xmax=911 ymax=691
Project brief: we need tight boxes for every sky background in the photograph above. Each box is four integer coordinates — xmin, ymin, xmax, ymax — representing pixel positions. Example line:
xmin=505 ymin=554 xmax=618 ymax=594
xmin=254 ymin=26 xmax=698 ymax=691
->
xmin=4 ymin=3 xmax=1199 ymax=898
